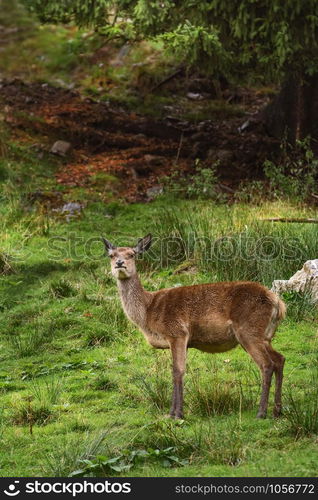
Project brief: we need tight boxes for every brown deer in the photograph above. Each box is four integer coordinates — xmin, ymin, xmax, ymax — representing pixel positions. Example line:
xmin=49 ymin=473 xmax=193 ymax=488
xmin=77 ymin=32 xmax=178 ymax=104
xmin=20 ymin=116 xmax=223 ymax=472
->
xmin=102 ymin=234 xmax=286 ymax=419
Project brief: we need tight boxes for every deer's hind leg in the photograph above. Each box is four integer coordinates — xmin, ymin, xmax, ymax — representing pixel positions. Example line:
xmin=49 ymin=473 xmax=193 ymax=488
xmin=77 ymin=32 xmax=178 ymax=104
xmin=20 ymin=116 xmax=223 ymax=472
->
xmin=245 ymin=341 xmax=275 ymax=418
xmin=265 ymin=344 xmax=285 ymax=417
xmin=234 ymin=326 xmax=275 ymax=418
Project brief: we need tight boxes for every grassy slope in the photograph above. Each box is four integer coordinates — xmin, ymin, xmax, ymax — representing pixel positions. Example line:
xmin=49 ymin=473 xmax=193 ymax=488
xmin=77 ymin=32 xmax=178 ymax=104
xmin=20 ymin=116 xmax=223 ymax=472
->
xmin=0 ymin=142 xmax=317 ymax=477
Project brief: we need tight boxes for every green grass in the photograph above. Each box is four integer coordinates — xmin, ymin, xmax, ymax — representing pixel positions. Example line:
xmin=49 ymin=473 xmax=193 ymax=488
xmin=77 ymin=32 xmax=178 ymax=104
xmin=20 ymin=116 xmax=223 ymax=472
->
xmin=0 ymin=155 xmax=317 ymax=477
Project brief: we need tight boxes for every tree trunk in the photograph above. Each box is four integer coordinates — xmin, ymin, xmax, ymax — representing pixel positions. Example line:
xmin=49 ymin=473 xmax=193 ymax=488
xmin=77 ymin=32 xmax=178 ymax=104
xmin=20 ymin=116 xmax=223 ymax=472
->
xmin=263 ymin=74 xmax=318 ymax=149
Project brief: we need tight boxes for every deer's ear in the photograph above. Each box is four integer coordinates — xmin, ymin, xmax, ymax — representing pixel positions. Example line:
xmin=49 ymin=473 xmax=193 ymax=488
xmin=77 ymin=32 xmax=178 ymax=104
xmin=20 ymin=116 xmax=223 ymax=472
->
xmin=134 ymin=233 xmax=152 ymax=254
xmin=101 ymin=237 xmax=115 ymax=254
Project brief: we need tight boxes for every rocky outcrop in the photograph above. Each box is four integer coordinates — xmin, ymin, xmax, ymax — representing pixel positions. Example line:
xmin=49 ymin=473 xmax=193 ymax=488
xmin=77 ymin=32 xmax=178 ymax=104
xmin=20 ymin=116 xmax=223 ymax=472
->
xmin=272 ymin=260 xmax=318 ymax=303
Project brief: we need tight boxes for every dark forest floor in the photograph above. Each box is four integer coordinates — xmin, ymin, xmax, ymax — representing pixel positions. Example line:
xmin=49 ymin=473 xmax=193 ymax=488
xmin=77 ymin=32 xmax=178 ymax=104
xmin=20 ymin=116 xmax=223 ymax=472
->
xmin=0 ymin=78 xmax=279 ymax=203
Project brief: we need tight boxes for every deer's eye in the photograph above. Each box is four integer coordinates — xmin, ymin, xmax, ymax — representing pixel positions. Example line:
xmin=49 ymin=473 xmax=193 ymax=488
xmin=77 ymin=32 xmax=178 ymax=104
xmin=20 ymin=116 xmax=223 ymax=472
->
xmin=128 ymin=253 xmax=135 ymax=259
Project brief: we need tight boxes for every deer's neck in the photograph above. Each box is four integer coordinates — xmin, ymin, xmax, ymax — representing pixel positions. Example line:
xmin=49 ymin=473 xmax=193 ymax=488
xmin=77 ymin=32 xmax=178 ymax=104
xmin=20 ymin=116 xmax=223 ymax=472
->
xmin=117 ymin=274 xmax=150 ymax=328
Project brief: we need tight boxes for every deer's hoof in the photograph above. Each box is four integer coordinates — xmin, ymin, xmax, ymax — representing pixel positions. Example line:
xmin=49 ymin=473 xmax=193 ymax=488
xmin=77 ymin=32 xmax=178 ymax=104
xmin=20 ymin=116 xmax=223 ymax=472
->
xmin=167 ymin=412 xmax=183 ymax=420
xmin=172 ymin=412 xmax=184 ymax=420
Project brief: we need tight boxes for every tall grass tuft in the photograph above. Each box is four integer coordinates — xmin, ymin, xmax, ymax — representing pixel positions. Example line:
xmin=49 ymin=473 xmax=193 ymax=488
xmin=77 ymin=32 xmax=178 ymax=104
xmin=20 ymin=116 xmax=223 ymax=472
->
xmin=131 ymin=419 xmax=247 ymax=467
xmin=187 ymin=366 xmax=257 ymax=417
xmin=84 ymin=297 xmax=128 ymax=346
xmin=282 ymin=290 xmax=317 ymax=323
xmin=134 ymin=354 xmax=170 ymax=412
xmin=89 ymin=374 xmax=118 ymax=391
xmin=153 ymin=206 xmax=318 ymax=289
xmin=49 ymin=278 xmax=77 ymax=299
xmin=11 ymin=397 xmax=53 ymax=427
xmin=284 ymin=368 xmax=318 ymax=437
xmin=42 ymin=431 xmax=109 ymax=477
xmin=7 ymin=323 xmax=54 ymax=357
xmin=11 ymin=376 xmax=65 ymax=428
xmin=0 ymin=252 xmax=15 ymax=275
xmin=30 ymin=376 xmax=65 ymax=405
xmin=135 ymin=375 xmax=170 ymax=412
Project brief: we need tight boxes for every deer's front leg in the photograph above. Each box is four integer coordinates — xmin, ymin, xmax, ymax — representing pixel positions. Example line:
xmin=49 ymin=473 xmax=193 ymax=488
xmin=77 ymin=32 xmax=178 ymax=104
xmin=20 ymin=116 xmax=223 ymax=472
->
xmin=169 ymin=336 xmax=187 ymax=419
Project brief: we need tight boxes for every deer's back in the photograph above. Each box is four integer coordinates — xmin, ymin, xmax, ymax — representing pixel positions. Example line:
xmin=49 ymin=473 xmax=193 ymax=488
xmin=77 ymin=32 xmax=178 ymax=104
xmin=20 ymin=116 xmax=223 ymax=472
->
xmin=145 ymin=281 xmax=280 ymax=350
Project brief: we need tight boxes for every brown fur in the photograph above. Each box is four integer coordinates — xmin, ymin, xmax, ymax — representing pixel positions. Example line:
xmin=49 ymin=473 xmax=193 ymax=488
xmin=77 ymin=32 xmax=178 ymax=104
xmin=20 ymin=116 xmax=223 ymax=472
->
xmin=103 ymin=235 xmax=286 ymax=419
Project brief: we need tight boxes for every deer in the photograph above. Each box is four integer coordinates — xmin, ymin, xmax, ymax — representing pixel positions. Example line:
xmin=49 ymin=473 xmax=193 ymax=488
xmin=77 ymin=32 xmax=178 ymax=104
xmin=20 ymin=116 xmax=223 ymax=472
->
xmin=102 ymin=233 xmax=286 ymax=420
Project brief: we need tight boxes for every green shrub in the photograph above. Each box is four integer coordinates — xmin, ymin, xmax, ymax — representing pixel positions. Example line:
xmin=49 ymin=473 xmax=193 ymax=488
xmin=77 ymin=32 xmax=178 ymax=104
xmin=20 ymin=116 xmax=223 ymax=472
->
xmin=264 ymin=138 xmax=318 ymax=201
xmin=69 ymin=446 xmax=188 ymax=477
xmin=163 ymin=161 xmax=220 ymax=200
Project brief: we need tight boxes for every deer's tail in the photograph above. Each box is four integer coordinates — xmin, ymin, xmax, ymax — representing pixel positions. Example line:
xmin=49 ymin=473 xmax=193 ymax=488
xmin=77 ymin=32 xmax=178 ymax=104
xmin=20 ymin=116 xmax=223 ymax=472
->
xmin=277 ymin=297 xmax=287 ymax=321
xmin=268 ymin=290 xmax=286 ymax=321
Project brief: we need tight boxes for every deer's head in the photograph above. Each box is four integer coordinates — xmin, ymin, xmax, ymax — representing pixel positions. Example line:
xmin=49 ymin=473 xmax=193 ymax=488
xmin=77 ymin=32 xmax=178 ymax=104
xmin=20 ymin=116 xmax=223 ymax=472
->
xmin=102 ymin=234 xmax=152 ymax=280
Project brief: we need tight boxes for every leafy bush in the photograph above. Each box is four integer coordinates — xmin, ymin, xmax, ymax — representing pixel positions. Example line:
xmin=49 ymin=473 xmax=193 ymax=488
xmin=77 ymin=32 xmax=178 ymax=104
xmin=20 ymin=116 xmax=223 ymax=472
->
xmin=235 ymin=180 xmax=266 ymax=204
xmin=264 ymin=138 xmax=318 ymax=201
xmin=163 ymin=161 xmax=220 ymax=200
xmin=69 ymin=446 xmax=188 ymax=477
xmin=235 ymin=138 xmax=318 ymax=203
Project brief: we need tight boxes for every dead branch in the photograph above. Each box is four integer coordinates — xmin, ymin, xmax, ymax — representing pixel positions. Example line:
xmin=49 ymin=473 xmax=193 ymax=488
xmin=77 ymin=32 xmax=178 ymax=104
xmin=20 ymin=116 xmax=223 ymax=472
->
xmin=150 ymin=67 xmax=183 ymax=92
xmin=261 ymin=217 xmax=318 ymax=223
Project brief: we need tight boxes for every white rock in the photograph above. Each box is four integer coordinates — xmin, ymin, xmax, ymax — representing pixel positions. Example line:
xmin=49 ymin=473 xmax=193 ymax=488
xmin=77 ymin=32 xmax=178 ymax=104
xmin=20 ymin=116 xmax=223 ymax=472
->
xmin=50 ymin=140 xmax=72 ymax=156
xmin=271 ymin=259 xmax=318 ymax=303
xmin=186 ymin=92 xmax=205 ymax=101
xmin=146 ymin=185 xmax=163 ymax=200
